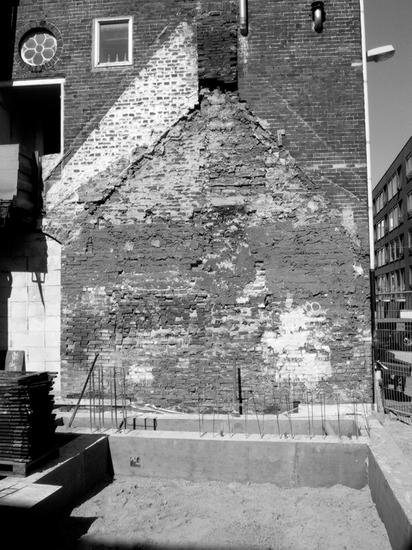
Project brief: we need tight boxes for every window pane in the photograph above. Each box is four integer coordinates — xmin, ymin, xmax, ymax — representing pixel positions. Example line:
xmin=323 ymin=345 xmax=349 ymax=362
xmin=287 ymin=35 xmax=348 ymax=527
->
xmin=99 ymin=21 xmax=129 ymax=64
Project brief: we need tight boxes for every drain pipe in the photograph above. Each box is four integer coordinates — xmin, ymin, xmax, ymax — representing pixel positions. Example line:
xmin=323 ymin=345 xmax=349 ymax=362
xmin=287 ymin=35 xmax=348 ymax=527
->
xmin=359 ymin=0 xmax=376 ymax=407
xmin=239 ymin=0 xmax=248 ymax=36
xmin=360 ymin=0 xmax=374 ymax=278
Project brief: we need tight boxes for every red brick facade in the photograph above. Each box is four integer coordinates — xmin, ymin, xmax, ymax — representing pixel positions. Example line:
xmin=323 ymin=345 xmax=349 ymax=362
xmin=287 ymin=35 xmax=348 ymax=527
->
xmin=1 ymin=0 xmax=371 ymax=405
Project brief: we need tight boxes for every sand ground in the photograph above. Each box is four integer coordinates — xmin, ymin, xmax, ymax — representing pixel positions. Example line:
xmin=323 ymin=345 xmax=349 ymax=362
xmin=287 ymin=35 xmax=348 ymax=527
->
xmin=46 ymin=476 xmax=393 ymax=550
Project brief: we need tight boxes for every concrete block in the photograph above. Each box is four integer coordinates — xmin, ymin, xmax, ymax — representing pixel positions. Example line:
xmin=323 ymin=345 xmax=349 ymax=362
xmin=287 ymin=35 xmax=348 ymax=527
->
xmin=28 ymin=285 xmax=44 ymax=302
xmin=44 ymin=270 xmax=61 ymax=285
xmin=28 ymin=302 xmax=46 ymax=318
xmin=9 ymin=333 xmax=27 ymax=349
xmin=45 ymin=316 xmax=60 ymax=333
xmin=8 ymin=273 xmax=28 ymax=289
xmin=9 ymin=302 xmax=27 ymax=319
xmin=45 ymin=302 xmax=61 ymax=316
xmin=44 ymin=286 xmax=61 ymax=302
xmin=28 ymin=316 xmax=45 ymax=333
xmin=9 ymin=317 xmax=29 ymax=334
xmin=25 ymin=331 xmax=46 ymax=348
xmin=368 ymin=418 xmax=412 ymax=550
xmin=45 ymin=330 xmax=60 ymax=348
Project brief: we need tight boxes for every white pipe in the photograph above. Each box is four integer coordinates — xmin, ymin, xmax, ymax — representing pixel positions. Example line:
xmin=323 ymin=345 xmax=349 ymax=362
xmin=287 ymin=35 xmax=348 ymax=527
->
xmin=239 ymin=0 xmax=248 ymax=36
xmin=360 ymin=0 xmax=374 ymax=271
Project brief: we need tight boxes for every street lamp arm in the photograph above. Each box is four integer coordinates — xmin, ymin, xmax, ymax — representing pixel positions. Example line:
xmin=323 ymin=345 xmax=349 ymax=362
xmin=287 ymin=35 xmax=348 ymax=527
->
xmin=367 ymin=45 xmax=396 ymax=63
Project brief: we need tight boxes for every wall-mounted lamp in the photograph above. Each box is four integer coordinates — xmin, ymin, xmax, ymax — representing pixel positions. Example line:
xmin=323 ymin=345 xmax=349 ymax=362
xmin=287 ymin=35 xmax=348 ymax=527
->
xmin=239 ymin=0 xmax=248 ymax=36
xmin=311 ymin=1 xmax=326 ymax=33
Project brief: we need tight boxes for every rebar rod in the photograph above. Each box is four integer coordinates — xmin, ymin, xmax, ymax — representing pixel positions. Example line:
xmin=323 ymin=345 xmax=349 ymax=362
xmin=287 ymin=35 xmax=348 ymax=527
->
xmin=97 ymin=365 xmax=101 ymax=430
xmin=251 ymin=391 xmax=262 ymax=438
xmin=113 ymin=366 xmax=118 ymax=429
xmin=244 ymin=395 xmax=248 ymax=438
xmin=362 ymin=402 xmax=370 ymax=437
xmin=89 ymin=376 xmax=93 ymax=431
xmin=101 ymin=364 xmax=105 ymax=429
xmin=306 ymin=392 xmax=312 ymax=439
xmin=286 ymin=395 xmax=294 ymax=439
xmin=336 ymin=393 xmax=341 ymax=439
xmin=353 ymin=398 xmax=359 ymax=439
xmin=322 ymin=393 xmax=327 ymax=438
xmin=262 ymin=390 xmax=266 ymax=438
xmin=92 ymin=369 xmax=96 ymax=430
xmin=122 ymin=367 xmax=127 ymax=430
xmin=197 ymin=391 xmax=202 ymax=436
xmin=69 ymin=353 xmax=99 ymax=428
xmin=109 ymin=367 xmax=114 ymax=429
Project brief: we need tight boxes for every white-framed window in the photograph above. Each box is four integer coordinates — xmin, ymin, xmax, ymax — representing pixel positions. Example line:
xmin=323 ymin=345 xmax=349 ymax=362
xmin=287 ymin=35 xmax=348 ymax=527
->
xmin=407 ymin=192 xmax=412 ymax=216
xmin=377 ymin=275 xmax=388 ymax=292
xmin=376 ymin=247 xmax=386 ymax=267
xmin=388 ymin=235 xmax=403 ymax=262
xmin=388 ymin=204 xmax=402 ymax=232
xmin=93 ymin=17 xmax=133 ymax=68
xmin=374 ymin=190 xmax=386 ymax=215
xmin=375 ymin=218 xmax=386 ymax=241
xmin=398 ymin=269 xmax=406 ymax=291
xmin=387 ymin=169 xmax=401 ymax=201
xmin=406 ymin=154 xmax=412 ymax=178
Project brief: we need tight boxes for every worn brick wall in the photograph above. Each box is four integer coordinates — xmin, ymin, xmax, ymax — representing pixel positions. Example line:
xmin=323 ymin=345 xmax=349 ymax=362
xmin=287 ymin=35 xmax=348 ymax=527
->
xmin=6 ymin=0 xmax=371 ymax=405
xmin=238 ymin=0 xmax=368 ymax=229
xmin=10 ymin=0 xmax=196 ymax=150
xmin=50 ymin=89 xmax=370 ymax=405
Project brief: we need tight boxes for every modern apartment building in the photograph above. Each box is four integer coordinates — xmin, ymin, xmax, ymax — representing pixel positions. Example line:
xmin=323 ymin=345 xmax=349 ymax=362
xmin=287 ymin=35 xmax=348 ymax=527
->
xmin=373 ymin=137 xmax=412 ymax=297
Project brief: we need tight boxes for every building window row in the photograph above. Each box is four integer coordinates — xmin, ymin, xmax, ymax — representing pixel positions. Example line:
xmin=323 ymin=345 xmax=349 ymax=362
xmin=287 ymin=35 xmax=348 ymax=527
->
xmin=373 ymin=166 xmax=406 ymax=215
xmin=374 ymin=190 xmax=386 ymax=214
xmin=406 ymin=154 xmax=412 ymax=179
xmin=388 ymin=203 xmax=402 ymax=232
xmin=387 ymin=169 xmax=401 ymax=201
xmin=375 ymin=235 xmax=405 ymax=269
xmin=377 ymin=269 xmax=406 ymax=293
xmin=376 ymin=247 xmax=386 ymax=267
xmin=375 ymin=203 xmax=403 ymax=241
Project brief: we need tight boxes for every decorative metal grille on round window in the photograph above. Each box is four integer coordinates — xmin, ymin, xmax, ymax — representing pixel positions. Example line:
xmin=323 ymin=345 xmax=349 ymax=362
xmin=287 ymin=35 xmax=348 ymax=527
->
xmin=20 ymin=30 xmax=58 ymax=67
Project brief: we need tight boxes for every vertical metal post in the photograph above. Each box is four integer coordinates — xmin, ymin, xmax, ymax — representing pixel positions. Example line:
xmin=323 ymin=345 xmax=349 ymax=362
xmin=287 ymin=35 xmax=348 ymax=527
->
xmin=113 ymin=366 xmax=118 ymax=428
xmin=122 ymin=367 xmax=127 ymax=430
xmin=306 ymin=392 xmax=312 ymax=439
xmin=109 ymin=367 xmax=114 ymax=429
xmin=89 ymin=375 xmax=93 ymax=431
xmin=237 ymin=368 xmax=243 ymax=415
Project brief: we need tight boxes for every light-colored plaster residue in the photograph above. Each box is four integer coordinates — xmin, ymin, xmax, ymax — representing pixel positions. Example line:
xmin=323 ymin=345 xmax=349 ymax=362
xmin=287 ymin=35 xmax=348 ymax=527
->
xmin=261 ymin=295 xmax=332 ymax=385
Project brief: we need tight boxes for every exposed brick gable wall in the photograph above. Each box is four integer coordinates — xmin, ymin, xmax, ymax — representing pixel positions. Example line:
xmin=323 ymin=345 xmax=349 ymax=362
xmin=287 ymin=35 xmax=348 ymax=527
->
xmin=4 ymin=0 xmax=371 ymax=404
xmin=52 ymin=90 xmax=370 ymax=405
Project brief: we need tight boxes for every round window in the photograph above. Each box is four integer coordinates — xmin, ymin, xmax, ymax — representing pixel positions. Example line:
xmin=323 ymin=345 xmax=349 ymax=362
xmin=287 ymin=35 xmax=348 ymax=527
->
xmin=20 ymin=30 xmax=58 ymax=67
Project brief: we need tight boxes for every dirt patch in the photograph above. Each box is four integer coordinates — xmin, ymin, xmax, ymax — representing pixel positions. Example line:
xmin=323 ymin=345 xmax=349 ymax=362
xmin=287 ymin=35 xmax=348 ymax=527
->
xmin=59 ymin=477 xmax=391 ymax=549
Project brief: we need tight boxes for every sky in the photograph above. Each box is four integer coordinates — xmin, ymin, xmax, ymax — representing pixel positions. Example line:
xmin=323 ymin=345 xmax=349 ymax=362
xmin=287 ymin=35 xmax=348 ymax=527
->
xmin=365 ymin=0 xmax=412 ymax=186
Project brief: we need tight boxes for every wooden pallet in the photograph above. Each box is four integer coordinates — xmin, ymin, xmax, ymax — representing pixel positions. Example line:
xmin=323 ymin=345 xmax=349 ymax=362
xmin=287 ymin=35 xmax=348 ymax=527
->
xmin=0 ymin=448 xmax=59 ymax=477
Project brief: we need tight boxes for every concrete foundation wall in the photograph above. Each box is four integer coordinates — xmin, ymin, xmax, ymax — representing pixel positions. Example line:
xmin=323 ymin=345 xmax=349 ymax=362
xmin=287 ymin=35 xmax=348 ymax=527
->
xmin=108 ymin=432 xmax=368 ymax=489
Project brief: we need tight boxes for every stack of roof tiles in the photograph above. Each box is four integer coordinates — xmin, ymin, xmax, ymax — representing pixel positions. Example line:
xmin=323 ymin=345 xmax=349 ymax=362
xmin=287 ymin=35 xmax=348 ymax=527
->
xmin=0 ymin=372 xmax=56 ymax=463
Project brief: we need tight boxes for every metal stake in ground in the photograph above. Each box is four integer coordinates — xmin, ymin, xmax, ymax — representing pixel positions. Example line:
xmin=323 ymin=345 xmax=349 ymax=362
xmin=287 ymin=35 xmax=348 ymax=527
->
xmin=306 ymin=391 xmax=313 ymax=439
xmin=68 ymin=353 xmax=99 ymax=428
xmin=336 ymin=393 xmax=342 ymax=439
xmin=251 ymin=390 xmax=263 ymax=438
